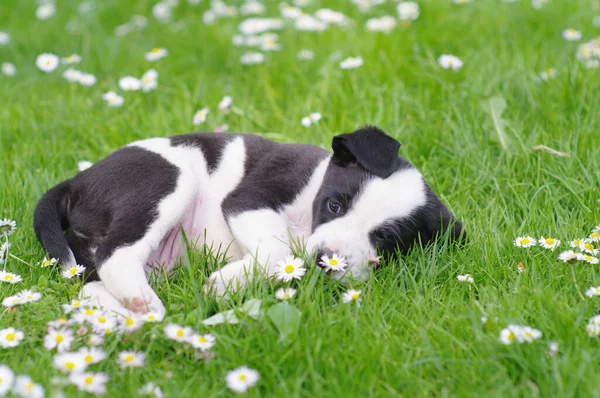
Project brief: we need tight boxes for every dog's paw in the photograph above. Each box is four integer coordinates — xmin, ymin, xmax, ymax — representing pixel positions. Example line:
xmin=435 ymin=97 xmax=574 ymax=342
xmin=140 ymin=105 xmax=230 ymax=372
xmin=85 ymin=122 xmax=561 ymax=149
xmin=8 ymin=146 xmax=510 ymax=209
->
xmin=204 ymin=260 xmax=250 ymax=299
xmin=121 ymin=290 xmax=166 ymax=317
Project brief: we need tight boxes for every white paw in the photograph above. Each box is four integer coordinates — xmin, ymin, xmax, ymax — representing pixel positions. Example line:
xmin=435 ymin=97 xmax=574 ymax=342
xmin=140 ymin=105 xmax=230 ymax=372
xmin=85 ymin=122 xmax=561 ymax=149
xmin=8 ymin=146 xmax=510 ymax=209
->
xmin=204 ymin=260 xmax=251 ymax=298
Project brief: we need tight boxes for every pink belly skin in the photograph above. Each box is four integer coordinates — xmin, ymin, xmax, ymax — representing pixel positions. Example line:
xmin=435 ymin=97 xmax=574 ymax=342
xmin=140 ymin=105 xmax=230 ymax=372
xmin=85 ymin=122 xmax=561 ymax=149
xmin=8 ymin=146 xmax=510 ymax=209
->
xmin=146 ymin=193 xmax=205 ymax=273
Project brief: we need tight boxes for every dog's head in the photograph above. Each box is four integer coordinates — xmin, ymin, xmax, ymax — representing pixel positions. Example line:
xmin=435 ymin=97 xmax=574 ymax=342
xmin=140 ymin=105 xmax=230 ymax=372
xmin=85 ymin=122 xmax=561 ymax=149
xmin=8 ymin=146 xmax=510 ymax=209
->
xmin=307 ymin=126 xmax=463 ymax=280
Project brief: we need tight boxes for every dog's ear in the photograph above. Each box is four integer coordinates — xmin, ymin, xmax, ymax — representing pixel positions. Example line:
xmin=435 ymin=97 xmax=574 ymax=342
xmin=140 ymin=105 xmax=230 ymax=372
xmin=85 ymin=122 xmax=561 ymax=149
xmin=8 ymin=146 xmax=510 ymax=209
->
xmin=331 ymin=126 xmax=400 ymax=178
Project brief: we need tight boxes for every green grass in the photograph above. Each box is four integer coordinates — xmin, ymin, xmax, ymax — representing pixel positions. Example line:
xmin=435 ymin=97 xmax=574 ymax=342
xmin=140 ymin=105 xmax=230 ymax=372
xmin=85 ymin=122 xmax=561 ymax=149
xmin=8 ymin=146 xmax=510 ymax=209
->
xmin=1 ymin=0 xmax=600 ymax=396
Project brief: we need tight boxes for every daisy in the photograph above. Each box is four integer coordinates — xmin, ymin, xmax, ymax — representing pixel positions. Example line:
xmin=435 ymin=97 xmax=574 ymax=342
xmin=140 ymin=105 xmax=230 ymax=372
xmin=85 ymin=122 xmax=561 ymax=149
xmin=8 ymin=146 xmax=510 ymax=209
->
xmin=540 ymin=67 xmax=557 ymax=81
xmin=164 ymin=323 xmax=193 ymax=342
xmin=118 ymin=351 xmax=146 ymax=369
xmin=457 ymin=274 xmax=474 ymax=283
xmin=218 ymin=96 xmax=233 ymax=113
xmin=579 ymin=241 xmax=598 ymax=255
xmin=275 ymin=287 xmax=296 ymax=301
xmin=514 ymin=236 xmax=536 ymax=248
xmin=17 ymin=289 xmax=41 ymax=303
xmin=62 ymin=298 xmax=90 ymax=314
xmin=241 ymin=1 xmax=265 ymax=15
xmin=78 ymin=73 xmax=97 ymax=87
xmin=538 ymin=237 xmax=560 ymax=250
xmin=72 ymin=307 xmax=99 ymax=324
xmin=584 ymin=59 xmax=600 ymax=69
xmin=319 ymin=253 xmax=348 ymax=272
xmin=0 ymin=242 xmax=10 ymax=264
xmin=53 ymin=352 xmax=88 ymax=373
xmin=581 ymin=254 xmax=599 ymax=265
xmin=590 ymin=231 xmax=600 ymax=242
xmin=585 ymin=286 xmax=600 ymax=297
xmin=187 ymin=333 xmax=216 ymax=351
xmin=366 ymin=16 xmax=396 ymax=33
xmin=0 ymin=219 xmax=16 ymax=236
xmin=62 ymin=264 xmax=85 ymax=279
xmin=225 ymin=366 xmax=260 ymax=393
xmin=138 ymin=382 xmax=163 ymax=397
xmin=120 ymin=314 xmax=144 ymax=332
xmin=295 ymin=15 xmax=327 ymax=32
xmin=240 ymin=52 xmax=265 ymax=65
xmin=1 ymin=62 xmax=16 ymax=76
xmin=78 ymin=160 xmax=94 ymax=171
xmin=275 ymin=256 xmax=306 ymax=282
xmin=547 ymin=341 xmax=559 ymax=356
xmin=119 ymin=76 xmax=142 ymax=91
xmin=44 ymin=327 xmax=74 ymax=352
xmin=91 ymin=312 xmax=118 ymax=334
xmin=145 ymin=48 xmax=168 ymax=62
xmin=0 ymin=32 xmax=10 ymax=46
xmin=499 ymin=324 xmax=522 ymax=344
xmin=342 ymin=289 xmax=362 ymax=304
xmin=563 ymin=28 xmax=582 ymax=41
xmin=0 ymin=327 xmax=24 ymax=348
xmin=0 ymin=365 xmax=14 ymax=396
xmin=339 ymin=56 xmax=364 ymax=70
xmin=36 ymin=53 xmax=59 ymax=73
xmin=2 ymin=295 xmax=24 ymax=307
xmin=14 ymin=375 xmax=44 ymax=398
xmin=0 ymin=270 xmax=21 ymax=284
xmin=87 ymin=333 xmax=105 ymax=346
xmin=142 ymin=312 xmax=164 ymax=323
xmin=36 ymin=3 xmax=55 ymax=19
xmin=587 ymin=323 xmax=600 ymax=336
xmin=520 ymin=326 xmax=543 ymax=343
xmin=69 ymin=372 xmax=109 ymax=395
xmin=558 ymin=250 xmax=580 ymax=263
xmin=141 ymin=69 xmax=158 ymax=92
xmin=40 ymin=257 xmax=58 ymax=267
xmin=297 ymin=49 xmax=314 ymax=60
xmin=47 ymin=319 xmax=71 ymax=329
xmin=63 ymin=68 xmax=82 ymax=82
xmin=570 ymin=238 xmax=585 ymax=248
xmin=62 ymin=54 xmax=82 ymax=65
xmin=102 ymin=91 xmax=124 ymax=108
xmin=397 ymin=1 xmax=419 ymax=21
xmin=193 ymin=108 xmax=209 ymax=125
xmin=315 ymin=9 xmax=347 ymax=25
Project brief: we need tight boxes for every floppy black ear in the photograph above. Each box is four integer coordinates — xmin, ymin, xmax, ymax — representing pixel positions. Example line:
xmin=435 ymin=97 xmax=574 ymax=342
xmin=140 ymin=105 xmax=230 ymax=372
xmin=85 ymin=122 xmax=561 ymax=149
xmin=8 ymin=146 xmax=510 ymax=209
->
xmin=331 ymin=126 xmax=401 ymax=178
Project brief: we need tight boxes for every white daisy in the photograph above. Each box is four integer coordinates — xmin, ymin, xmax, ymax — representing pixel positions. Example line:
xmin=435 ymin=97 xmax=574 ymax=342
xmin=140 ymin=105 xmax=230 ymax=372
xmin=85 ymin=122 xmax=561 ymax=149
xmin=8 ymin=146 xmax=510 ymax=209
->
xmin=315 ymin=8 xmax=347 ymax=25
xmin=164 ymin=323 xmax=193 ymax=342
xmin=295 ymin=15 xmax=327 ymax=31
xmin=225 ymin=366 xmax=260 ymax=393
xmin=91 ymin=312 xmax=118 ymax=334
xmin=145 ymin=48 xmax=168 ymax=62
xmin=563 ymin=28 xmax=582 ymax=41
xmin=78 ymin=160 xmax=94 ymax=171
xmin=570 ymin=238 xmax=585 ymax=248
xmin=319 ymin=253 xmax=348 ymax=272
xmin=342 ymin=289 xmax=362 ymax=304
xmin=590 ymin=231 xmax=600 ymax=242
xmin=0 ymin=32 xmax=10 ymax=46
xmin=142 ymin=312 xmax=164 ymax=323
xmin=63 ymin=68 xmax=82 ymax=82
xmin=119 ymin=76 xmax=142 ymax=91
xmin=297 ymin=49 xmax=314 ymax=60
xmin=514 ymin=236 xmax=536 ymax=248
xmin=120 ymin=314 xmax=144 ymax=332
xmin=78 ymin=346 xmax=107 ymax=365
xmin=36 ymin=53 xmax=59 ymax=73
xmin=77 ymin=72 xmax=96 ymax=86
xmin=141 ymin=69 xmax=158 ymax=92
xmin=72 ymin=307 xmax=99 ymax=324
xmin=275 ymin=256 xmax=306 ymax=282
xmin=457 ymin=274 xmax=474 ymax=283
xmin=61 ymin=54 xmax=82 ymax=65
xmin=187 ymin=333 xmax=216 ymax=351
xmin=118 ymin=351 xmax=146 ymax=369
xmin=366 ymin=16 xmax=396 ymax=33
xmin=520 ymin=326 xmax=543 ymax=343
xmin=69 ymin=372 xmax=109 ymax=395
xmin=0 ymin=270 xmax=21 ymax=284
xmin=40 ymin=257 xmax=58 ymax=267
xmin=397 ymin=1 xmax=419 ymax=21
xmin=102 ymin=91 xmax=124 ymax=108
xmin=17 ymin=289 xmax=41 ymax=303
xmin=584 ymin=59 xmax=600 ymax=69
xmin=62 ymin=264 xmax=85 ymax=279
xmin=53 ymin=352 xmax=88 ymax=373
xmin=62 ymin=298 xmax=90 ymax=314
xmin=275 ymin=287 xmax=296 ymax=301
xmin=581 ymin=254 xmax=599 ymax=265
xmin=1 ymin=62 xmax=16 ymax=76
xmin=339 ymin=56 xmax=364 ymax=70
xmin=218 ymin=96 xmax=233 ymax=113
xmin=0 ymin=365 xmax=14 ymax=396
xmin=579 ymin=241 xmax=598 ymax=255
xmin=0 ymin=219 xmax=16 ymax=236
xmin=587 ymin=323 xmax=600 ymax=336
xmin=540 ymin=67 xmax=557 ymax=81
xmin=538 ymin=237 xmax=560 ymax=250
xmin=14 ymin=375 xmax=44 ymax=398
xmin=301 ymin=112 xmax=322 ymax=127
xmin=499 ymin=324 xmax=522 ymax=344
xmin=586 ymin=286 xmax=600 ymax=297
xmin=36 ymin=3 xmax=56 ymax=20
xmin=240 ymin=52 xmax=265 ymax=65
xmin=44 ymin=327 xmax=74 ymax=352
xmin=558 ymin=250 xmax=581 ymax=263
xmin=0 ymin=327 xmax=24 ymax=348
xmin=87 ymin=333 xmax=105 ymax=346
xmin=438 ymin=54 xmax=464 ymax=71
xmin=193 ymin=108 xmax=210 ymax=125
xmin=138 ymin=382 xmax=163 ymax=397
xmin=2 ymin=295 xmax=24 ymax=307
xmin=547 ymin=341 xmax=559 ymax=356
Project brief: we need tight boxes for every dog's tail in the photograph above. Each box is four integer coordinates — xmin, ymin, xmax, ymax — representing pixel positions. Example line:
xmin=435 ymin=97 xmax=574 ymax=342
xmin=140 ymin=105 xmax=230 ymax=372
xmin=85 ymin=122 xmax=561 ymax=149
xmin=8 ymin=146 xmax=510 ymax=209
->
xmin=33 ymin=180 xmax=77 ymax=267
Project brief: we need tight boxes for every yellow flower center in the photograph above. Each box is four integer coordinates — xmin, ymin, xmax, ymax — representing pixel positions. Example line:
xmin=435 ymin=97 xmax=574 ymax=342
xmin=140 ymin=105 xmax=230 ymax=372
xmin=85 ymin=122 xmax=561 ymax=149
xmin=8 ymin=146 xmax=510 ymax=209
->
xmin=545 ymin=238 xmax=555 ymax=244
xmin=198 ymin=337 xmax=207 ymax=343
xmin=584 ymin=243 xmax=594 ymax=250
xmin=98 ymin=316 xmax=106 ymax=323
xmin=125 ymin=355 xmax=134 ymax=363
xmin=176 ymin=329 xmax=184 ymax=337
xmin=329 ymin=259 xmax=338 ymax=266
xmin=85 ymin=355 xmax=93 ymax=362
xmin=56 ymin=335 xmax=63 ymax=343
xmin=585 ymin=256 xmax=593 ymax=261
xmin=152 ymin=48 xmax=160 ymax=53
xmin=239 ymin=374 xmax=247 ymax=381
xmin=85 ymin=309 xmax=94 ymax=315
xmin=84 ymin=376 xmax=93 ymax=385
xmin=283 ymin=293 xmax=290 ymax=299
xmin=6 ymin=333 xmax=15 ymax=341
xmin=508 ymin=332 xmax=515 ymax=341
xmin=26 ymin=382 xmax=34 ymax=391
xmin=5 ymin=275 xmax=12 ymax=280
xmin=573 ymin=240 xmax=582 ymax=245
xmin=592 ymin=232 xmax=600 ymax=239
xmin=105 ymin=329 xmax=112 ymax=335
xmin=125 ymin=318 xmax=134 ymax=326
xmin=147 ymin=315 xmax=155 ymax=321
xmin=66 ymin=362 xmax=75 ymax=370
xmin=284 ymin=265 xmax=294 ymax=273
xmin=520 ymin=238 xmax=530 ymax=245
xmin=351 ymin=293 xmax=360 ymax=300
xmin=69 ymin=268 xmax=78 ymax=275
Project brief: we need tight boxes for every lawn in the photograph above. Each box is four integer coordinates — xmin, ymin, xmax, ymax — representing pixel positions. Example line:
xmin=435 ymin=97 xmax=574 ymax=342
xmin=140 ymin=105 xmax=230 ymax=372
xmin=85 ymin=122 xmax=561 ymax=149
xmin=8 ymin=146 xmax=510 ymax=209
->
xmin=1 ymin=0 xmax=600 ymax=396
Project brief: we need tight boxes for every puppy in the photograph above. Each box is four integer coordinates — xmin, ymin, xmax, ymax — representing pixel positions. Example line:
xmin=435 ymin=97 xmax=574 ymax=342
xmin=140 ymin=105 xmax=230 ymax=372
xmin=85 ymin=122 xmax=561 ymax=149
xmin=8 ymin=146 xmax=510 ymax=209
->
xmin=34 ymin=126 xmax=463 ymax=316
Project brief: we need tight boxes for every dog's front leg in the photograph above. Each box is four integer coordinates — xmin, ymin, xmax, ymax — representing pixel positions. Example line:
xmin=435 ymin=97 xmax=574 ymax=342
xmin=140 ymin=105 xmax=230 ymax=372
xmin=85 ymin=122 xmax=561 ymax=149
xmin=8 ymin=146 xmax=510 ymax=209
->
xmin=207 ymin=209 xmax=292 ymax=296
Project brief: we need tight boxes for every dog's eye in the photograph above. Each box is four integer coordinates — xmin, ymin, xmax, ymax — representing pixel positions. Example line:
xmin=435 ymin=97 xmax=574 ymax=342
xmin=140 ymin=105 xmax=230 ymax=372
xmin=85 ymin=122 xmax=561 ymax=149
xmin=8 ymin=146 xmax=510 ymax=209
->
xmin=327 ymin=200 xmax=342 ymax=214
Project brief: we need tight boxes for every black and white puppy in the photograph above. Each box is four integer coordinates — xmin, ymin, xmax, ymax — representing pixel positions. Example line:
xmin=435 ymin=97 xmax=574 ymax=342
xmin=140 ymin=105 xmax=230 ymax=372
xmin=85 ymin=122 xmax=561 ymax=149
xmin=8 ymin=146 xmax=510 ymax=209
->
xmin=34 ymin=126 xmax=463 ymax=316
